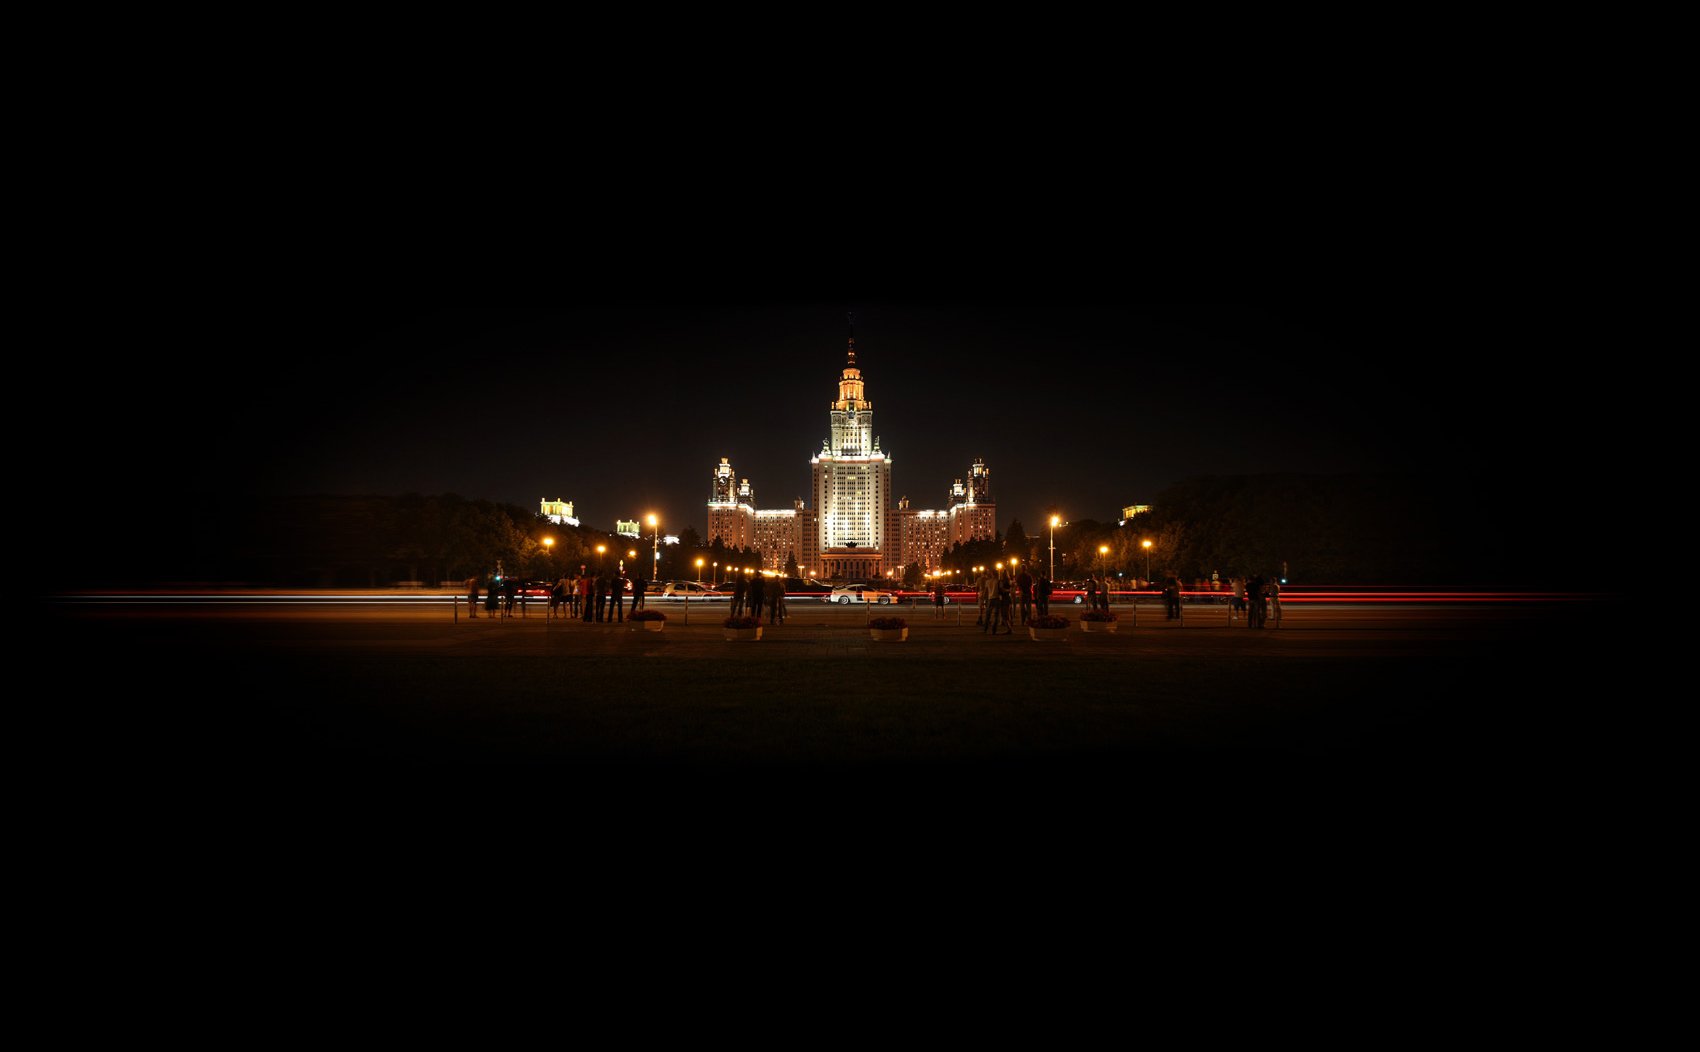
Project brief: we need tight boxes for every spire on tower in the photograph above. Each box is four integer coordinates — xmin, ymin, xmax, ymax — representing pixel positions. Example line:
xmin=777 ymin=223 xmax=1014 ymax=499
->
xmin=846 ymin=310 xmax=856 ymax=368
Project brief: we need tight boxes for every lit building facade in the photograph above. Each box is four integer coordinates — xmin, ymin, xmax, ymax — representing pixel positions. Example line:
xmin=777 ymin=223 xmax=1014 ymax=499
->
xmin=706 ymin=458 xmax=755 ymax=552
xmin=706 ymin=330 xmax=994 ymax=582
xmin=946 ymin=458 xmax=997 ymax=547
xmin=540 ymin=498 xmax=579 ymax=526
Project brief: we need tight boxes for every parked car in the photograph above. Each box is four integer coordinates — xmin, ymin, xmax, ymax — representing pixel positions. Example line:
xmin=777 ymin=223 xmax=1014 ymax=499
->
xmin=782 ymin=577 xmax=833 ymax=596
xmin=661 ymin=581 xmax=723 ymax=599
xmin=501 ymin=579 xmax=555 ymax=600
xmin=826 ymin=585 xmax=894 ymax=605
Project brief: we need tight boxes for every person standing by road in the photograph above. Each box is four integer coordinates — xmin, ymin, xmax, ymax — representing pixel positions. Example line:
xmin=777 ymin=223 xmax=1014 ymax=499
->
xmin=1017 ymin=567 xmax=1034 ymax=626
xmin=994 ymin=569 xmax=1014 ymax=634
xmin=630 ymin=574 xmax=647 ymax=613
xmin=609 ymin=569 xmax=626 ymax=623
xmin=730 ymin=573 xmax=747 ymax=618
xmin=747 ymin=573 xmax=765 ymax=623
xmin=466 ymin=576 xmax=481 ymax=619
xmin=1246 ymin=572 xmax=1266 ymax=628
xmin=1037 ymin=573 xmax=1053 ymax=617
xmin=933 ymin=577 xmax=947 ymax=620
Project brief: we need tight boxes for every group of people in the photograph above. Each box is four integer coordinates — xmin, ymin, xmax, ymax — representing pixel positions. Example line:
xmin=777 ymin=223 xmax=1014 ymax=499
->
xmin=1228 ymin=573 xmax=1281 ymax=628
xmin=464 ymin=569 xmax=649 ymax=623
xmin=464 ymin=576 xmax=523 ymax=619
xmin=966 ymin=566 xmax=1099 ymax=634
xmin=727 ymin=573 xmax=787 ymax=624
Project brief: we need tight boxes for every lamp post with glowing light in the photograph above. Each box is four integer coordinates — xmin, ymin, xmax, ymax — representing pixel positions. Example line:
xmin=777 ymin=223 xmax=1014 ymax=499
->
xmin=1142 ymin=539 xmax=1152 ymax=584
xmin=596 ymin=544 xmax=606 ymax=571
xmin=696 ymin=557 xmax=704 ymax=584
xmin=647 ymin=513 xmax=660 ymax=588
xmin=1049 ymin=515 xmax=1060 ymax=580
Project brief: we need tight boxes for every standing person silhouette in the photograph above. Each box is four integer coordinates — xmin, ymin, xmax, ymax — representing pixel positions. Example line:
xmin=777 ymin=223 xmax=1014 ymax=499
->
xmin=995 ymin=570 xmax=1014 ymax=634
xmin=1017 ymin=567 xmax=1034 ymax=625
xmin=630 ymin=574 xmax=647 ymax=613
xmin=730 ymin=573 xmax=747 ymax=618
xmin=1246 ymin=572 xmax=1266 ymax=628
xmin=466 ymin=576 xmax=481 ymax=619
xmin=1037 ymin=573 xmax=1052 ymax=617
xmin=933 ymin=577 xmax=947 ymax=620
xmin=594 ymin=572 xmax=609 ymax=622
xmin=747 ymin=573 xmax=765 ymax=623
xmin=609 ymin=569 xmax=626 ymax=623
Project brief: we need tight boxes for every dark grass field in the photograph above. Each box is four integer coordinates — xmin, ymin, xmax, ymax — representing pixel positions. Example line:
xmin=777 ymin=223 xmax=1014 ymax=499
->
xmin=71 ymin=600 xmax=1620 ymax=849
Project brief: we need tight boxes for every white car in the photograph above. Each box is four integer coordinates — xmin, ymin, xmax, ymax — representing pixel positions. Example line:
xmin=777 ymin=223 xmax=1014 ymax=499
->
xmin=826 ymin=585 xmax=894 ymax=605
xmin=661 ymin=581 xmax=724 ymax=599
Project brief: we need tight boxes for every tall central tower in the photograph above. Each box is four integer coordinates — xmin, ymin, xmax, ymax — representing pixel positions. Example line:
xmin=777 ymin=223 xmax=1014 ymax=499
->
xmin=810 ymin=317 xmax=892 ymax=580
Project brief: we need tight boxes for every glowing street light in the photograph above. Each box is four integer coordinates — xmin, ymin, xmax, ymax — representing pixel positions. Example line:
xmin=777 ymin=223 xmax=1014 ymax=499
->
xmin=596 ymin=544 xmax=606 ymax=569
xmin=1142 ymin=539 xmax=1152 ymax=583
xmin=1099 ymin=544 xmax=1109 ymax=572
xmin=648 ymin=513 xmax=660 ymax=586
xmin=696 ymin=557 xmax=704 ymax=583
xmin=1049 ymin=515 xmax=1061 ymax=579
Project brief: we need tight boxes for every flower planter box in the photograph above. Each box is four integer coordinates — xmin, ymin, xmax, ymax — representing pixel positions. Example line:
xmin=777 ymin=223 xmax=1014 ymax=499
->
xmin=869 ymin=627 xmax=908 ymax=642
xmin=1028 ymin=626 xmax=1069 ymax=641
xmin=723 ymin=627 xmax=763 ymax=641
xmin=641 ymin=621 xmax=665 ymax=633
xmin=1079 ymin=620 xmax=1117 ymax=633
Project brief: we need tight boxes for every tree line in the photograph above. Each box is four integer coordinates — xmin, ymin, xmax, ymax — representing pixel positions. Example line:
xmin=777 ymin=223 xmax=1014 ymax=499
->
xmin=60 ymin=471 xmax=1564 ymax=590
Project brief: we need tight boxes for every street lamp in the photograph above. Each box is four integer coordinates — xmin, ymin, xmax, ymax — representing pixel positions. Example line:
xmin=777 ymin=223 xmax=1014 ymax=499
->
xmin=712 ymin=561 xmax=718 ymax=585
xmin=1142 ymin=539 xmax=1152 ymax=583
xmin=1099 ymin=544 xmax=1109 ymax=572
xmin=596 ymin=544 xmax=606 ymax=570
xmin=648 ymin=513 xmax=660 ymax=586
xmin=696 ymin=557 xmax=704 ymax=583
xmin=1049 ymin=515 xmax=1061 ymax=579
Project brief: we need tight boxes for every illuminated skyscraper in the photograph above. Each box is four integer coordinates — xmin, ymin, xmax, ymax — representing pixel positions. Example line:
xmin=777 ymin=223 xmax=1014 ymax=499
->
xmin=810 ymin=327 xmax=892 ymax=580
xmin=707 ymin=321 xmax=993 ymax=581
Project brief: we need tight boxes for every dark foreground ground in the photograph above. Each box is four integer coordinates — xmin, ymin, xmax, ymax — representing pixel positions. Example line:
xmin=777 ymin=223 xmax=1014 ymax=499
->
xmin=64 ymin=597 xmax=1626 ymax=849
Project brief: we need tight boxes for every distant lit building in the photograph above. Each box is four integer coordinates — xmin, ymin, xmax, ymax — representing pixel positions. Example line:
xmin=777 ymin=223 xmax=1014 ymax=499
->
xmin=541 ymin=498 xmax=579 ymax=526
xmin=1120 ymin=504 xmax=1151 ymax=523
xmin=946 ymin=458 xmax=997 ymax=547
xmin=707 ymin=458 xmax=755 ymax=552
xmin=707 ymin=327 xmax=994 ymax=581
xmin=615 ymin=519 xmax=640 ymax=538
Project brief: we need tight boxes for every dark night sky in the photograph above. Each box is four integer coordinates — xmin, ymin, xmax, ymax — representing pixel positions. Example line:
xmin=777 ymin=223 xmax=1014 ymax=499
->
xmin=69 ymin=292 xmax=1607 ymax=558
